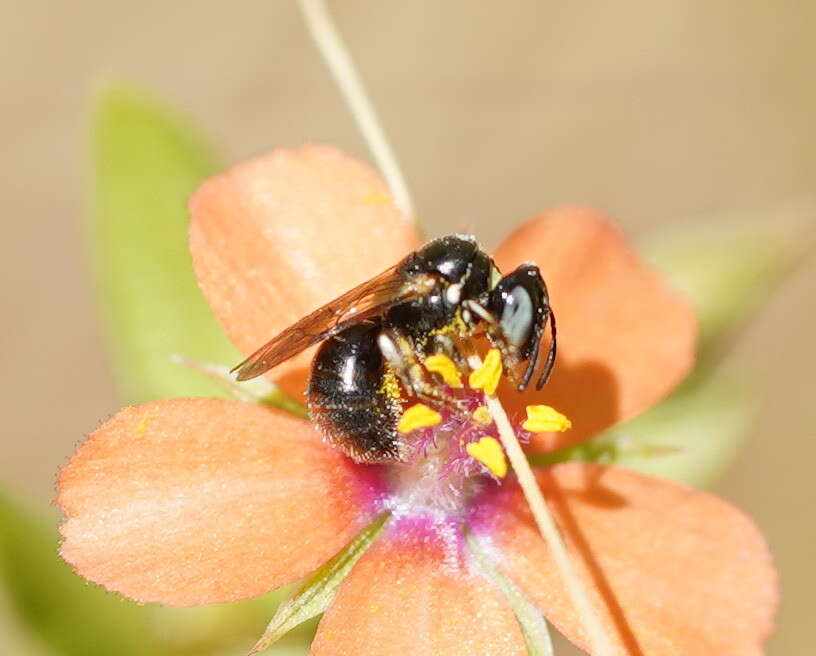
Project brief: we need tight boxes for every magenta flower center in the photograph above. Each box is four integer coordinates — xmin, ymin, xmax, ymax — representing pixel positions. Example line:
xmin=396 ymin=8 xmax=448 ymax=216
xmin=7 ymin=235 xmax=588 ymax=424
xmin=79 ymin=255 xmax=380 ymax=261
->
xmin=346 ymin=349 xmax=571 ymax=540
xmin=382 ymin=393 xmax=505 ymax=520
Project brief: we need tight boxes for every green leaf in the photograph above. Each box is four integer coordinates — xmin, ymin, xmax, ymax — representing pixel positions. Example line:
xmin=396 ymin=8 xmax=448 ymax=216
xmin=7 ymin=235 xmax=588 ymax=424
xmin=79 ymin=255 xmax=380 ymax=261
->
xmin=248 ymin=515 xmax=388 ymax=654
xmin=606 ymin=373 xmax=756 ymax=487
xmin=91 ymin=83 xmax=239 ymax=403
xmin=173 ymin=357 xmax=308 ymax=419
xmin=467 ymin=532 xmax=554 ymax=656
xmin=530 ymin=371 xmax=756 ymax=487
xmin=0 ymin=594 xmax=56 ymax=656
xmin=150 ymin=595 xmax=313 ymax=656
xmin=640 ymin=206 xmax=814 ymax=353
xmin=0 ymin=487 xmax=168 ymax=656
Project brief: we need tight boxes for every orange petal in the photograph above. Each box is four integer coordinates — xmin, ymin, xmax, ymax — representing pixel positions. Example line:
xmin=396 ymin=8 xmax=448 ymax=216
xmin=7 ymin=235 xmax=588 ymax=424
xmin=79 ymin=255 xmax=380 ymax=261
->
xmin=189 ymin=145 xmax=420 ymax=396
xmin=310 ymin=521 xmax=527 ymax=656
xmin=472 ymin=463 xmax=778 ymax=656
xmin=493 ymin=208 xmax=697 ymax=450
xmin=57 ymin=398 xmax=379 ymax=606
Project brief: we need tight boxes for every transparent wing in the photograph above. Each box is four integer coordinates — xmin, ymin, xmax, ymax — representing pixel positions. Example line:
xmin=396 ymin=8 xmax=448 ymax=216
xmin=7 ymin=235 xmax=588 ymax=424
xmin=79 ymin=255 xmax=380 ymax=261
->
xmin=231 ymin=264 xmax=410 ymax=381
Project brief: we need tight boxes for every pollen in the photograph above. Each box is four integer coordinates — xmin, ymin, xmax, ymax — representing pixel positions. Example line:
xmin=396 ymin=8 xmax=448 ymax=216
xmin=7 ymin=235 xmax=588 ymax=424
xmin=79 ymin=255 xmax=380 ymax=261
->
xmin=424 ymin=353 xmax=463 ymax=388
xmin=362 ymin=190 xmax=391 ymax=206
xmin=466 ymin=436 xmax=507 ymax=478
xmin=429 ymin=313 xmax=469 ymax=339
xmin=379 ymin=366 xmax=402 ymax=401
xmin=522 ymin=404 xmax=573 ymax=432
xmin=397 ymin=403 xmax=442 ymax=434
xmin=135 ymin=412 xmax=152 ymax=437
xmin=468 ymin=348 xmax=503 ymax=396
xmin=472 ymin=406 xmax=492 ymax=425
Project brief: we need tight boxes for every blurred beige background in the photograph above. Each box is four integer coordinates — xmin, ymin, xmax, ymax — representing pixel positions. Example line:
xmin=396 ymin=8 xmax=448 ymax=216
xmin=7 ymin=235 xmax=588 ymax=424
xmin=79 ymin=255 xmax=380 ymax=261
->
xmin=2 ymin=1 xmax=814 ymax=654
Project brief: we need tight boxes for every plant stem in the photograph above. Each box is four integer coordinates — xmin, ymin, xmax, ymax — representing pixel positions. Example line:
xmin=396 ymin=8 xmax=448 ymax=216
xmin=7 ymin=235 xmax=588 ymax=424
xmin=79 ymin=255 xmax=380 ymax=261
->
xmin=296 ymin=0 xmax=415 ymax=218
xmin=485 ymin=392 xmax=616 ymax=656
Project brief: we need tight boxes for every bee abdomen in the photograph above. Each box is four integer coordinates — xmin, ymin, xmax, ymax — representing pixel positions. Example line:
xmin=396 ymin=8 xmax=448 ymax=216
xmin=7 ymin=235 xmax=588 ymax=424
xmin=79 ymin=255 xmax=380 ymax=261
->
xmin=307 ymin=320 xmax=403 ymax=463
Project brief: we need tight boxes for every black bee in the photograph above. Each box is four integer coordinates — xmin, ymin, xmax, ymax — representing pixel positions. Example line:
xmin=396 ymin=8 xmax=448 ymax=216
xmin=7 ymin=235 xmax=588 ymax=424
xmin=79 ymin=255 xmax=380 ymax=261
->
xmin=232 ymin=235 xmax=556 ymax=463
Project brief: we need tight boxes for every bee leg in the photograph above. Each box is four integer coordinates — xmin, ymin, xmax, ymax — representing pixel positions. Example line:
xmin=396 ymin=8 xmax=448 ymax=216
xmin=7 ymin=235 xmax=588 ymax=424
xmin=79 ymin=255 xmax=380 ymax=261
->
xmin=377 ymin=331 xmax=421 ymax=395
xmin=415 ymin=381 xmax=469 ymax=413
xmin=378 ymin=331 xmax=468 ymax=416
xmin=378 ymin=329 xmax=440 ymax=394
xmin=406 ymin=354 xmax=467 ymax=415
xmin=428 ymin=334 xmax=469 ymax=372
xmin=459 ymin=338 xmax=481 ymax=369
xmin=413 ymin=361 xmax=473 ymax=418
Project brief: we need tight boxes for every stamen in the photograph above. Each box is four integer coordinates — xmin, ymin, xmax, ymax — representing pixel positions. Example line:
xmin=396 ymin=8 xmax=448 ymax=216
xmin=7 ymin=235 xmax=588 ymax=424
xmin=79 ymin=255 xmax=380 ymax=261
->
xmin=466 ymin=436 xmax=508 ymax=478
xmin=523 ymin=405 xmax=573 ymax=433
xmin=424 ymin=354 xmax=463 ymax=388
xmin=468 ymin=348 xmax=503 ymax=395
xmin=397 ymin=403 xmax=442 ymax=433
xmin=472 ymin=406 xmax=492 ymax=425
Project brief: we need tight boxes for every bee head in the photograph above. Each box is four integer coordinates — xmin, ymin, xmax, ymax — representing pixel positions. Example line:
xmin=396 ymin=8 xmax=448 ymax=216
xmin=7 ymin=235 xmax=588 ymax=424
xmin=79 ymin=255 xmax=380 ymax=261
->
xmin=485 ymin=264 xmax=556 ymax=391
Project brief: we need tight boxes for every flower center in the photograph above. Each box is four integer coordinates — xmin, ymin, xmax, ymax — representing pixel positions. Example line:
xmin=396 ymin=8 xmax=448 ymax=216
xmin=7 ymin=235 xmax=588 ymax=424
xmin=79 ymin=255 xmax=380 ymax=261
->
xmin=381 ymin=349 xmax=571 ymax=521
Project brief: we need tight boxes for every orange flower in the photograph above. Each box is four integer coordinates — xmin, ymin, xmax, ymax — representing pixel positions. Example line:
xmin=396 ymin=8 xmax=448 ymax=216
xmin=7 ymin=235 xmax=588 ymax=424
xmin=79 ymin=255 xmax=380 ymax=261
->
xmin=57 ymin=145 xmax=777 ymax=655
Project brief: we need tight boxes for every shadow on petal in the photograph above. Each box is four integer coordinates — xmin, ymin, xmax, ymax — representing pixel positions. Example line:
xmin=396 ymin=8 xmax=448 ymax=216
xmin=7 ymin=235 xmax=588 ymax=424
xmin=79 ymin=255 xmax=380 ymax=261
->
xmin=494 ymin=208 xmax=697 ymax=450
xmin=538 ymin=467 xmax=645 ymax=655
xmin=505 ymin=359 xmax=621 ymax=451
xmin=473 ymin=462 xmax=777 ymax=656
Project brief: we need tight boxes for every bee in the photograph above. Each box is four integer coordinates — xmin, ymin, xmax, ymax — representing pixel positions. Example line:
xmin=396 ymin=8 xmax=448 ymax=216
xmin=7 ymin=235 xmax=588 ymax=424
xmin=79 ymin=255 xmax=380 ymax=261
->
xmin=232 ymin=235 xmax=556 ymax=463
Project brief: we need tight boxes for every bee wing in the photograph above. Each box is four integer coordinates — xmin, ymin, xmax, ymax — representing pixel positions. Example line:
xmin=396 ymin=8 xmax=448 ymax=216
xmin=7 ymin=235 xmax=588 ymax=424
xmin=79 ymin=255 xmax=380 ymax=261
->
xmin=231 ymin=264 xmax=410 ymax=381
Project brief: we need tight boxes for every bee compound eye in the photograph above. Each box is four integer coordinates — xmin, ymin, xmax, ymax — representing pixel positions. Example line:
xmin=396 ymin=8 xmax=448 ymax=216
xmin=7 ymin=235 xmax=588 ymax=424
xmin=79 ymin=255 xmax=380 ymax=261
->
xmin=500 ymin=285 xmax=534 ymax=348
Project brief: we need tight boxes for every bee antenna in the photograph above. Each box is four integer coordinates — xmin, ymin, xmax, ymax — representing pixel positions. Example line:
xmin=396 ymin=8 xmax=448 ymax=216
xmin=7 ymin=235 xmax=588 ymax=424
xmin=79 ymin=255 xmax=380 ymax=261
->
xmin=535 ymin=309 xmax=557 ymax=390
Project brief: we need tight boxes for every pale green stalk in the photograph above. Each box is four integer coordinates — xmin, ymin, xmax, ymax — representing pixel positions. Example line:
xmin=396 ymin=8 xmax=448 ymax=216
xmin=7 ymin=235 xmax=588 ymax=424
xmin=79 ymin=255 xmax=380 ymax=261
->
xmin=297 ymin=0 xmax=415 ymax=218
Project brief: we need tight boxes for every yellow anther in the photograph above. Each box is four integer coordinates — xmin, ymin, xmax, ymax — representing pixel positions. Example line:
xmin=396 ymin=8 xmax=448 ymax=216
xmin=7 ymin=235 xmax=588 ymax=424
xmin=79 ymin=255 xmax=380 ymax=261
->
xmin=472 ymin=406 xmax=492 ymax=425
xmin=397 ymin=403 xmax=442 ymax=434
xmin=468 ymin=348 xmax=503 ymax=395
xmin=466 ymin=436 xmax=508 ymax=478
xmin=424 ymin=353 xmax=463 ymax=388
xmin=522 ymin=405 xmax=573 ymax=433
